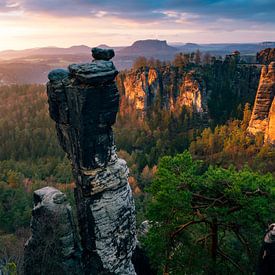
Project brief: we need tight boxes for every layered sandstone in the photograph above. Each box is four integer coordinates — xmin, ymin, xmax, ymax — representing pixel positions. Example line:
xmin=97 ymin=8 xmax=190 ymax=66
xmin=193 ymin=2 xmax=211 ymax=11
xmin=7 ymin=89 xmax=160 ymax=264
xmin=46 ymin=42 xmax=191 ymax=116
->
xmin=176 ymin=70 xmax=207 ymax=113
xmin=46 ymin=49 xmax=136 ymax=274
xmin=123 ymin=67 xmax=208 ymax=114
xmin=123 ymin=68 xmax=160 ymax=110
xmin=257 ymin=48 xmax=275 ymax=65
xmin=265 ymin=91 xmax=275 ymax=143
xmin=24 ymin=187 xmax=82 ymax=274
xmin=248 ymin=62 xmax=275 ymax=144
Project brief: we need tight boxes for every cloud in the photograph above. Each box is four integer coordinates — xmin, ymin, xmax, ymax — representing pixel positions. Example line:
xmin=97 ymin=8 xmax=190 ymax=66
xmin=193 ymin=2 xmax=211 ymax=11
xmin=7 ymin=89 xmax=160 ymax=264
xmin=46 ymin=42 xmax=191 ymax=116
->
xmin=0 ymin=0 xmax=20 ymax=12
xmin=0 ymin=0 xmax=275 ymax=48
xmin=3 ymin=0 xmax=271 ymax=24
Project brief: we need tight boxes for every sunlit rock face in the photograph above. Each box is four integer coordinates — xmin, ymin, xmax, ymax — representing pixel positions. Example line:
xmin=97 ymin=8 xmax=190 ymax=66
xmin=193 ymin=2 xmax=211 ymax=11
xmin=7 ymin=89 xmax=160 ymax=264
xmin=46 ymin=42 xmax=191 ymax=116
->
xmin=257 ymin=48 xmax=275 ymax=65
xmin=47 ymin=48 xmax=136 ymax=274
xmin=248 ymin=62 xmax=275 ymax=144
xmin=177 ymin=70 xmax=207 ymax=113
xmin=123 ymin=67 xmax=208 ymax=115
xmin=24 ymin=187 xmax=82 ymax=275
xmin=123 ymin=68 xmax=159 ymax=110
xmin=265 ymin=98 xmax=275 ymax=143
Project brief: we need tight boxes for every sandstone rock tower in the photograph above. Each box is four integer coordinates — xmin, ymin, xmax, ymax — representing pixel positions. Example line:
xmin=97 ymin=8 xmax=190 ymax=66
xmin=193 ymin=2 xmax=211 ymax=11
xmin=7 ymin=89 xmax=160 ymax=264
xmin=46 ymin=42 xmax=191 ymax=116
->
xmin=24 ymin=187 xmax=82 ymax=274
xmin=46 ymin=48 xmax=136 ymax=274
xmin=247 ymin=61 xmax=275 ymax=144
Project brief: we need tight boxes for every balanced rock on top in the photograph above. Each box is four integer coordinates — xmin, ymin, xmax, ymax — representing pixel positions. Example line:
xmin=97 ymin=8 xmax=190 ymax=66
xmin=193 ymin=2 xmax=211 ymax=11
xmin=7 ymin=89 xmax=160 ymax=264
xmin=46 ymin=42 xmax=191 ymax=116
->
xmin=92 ymin=47 xmax=115 ymax=61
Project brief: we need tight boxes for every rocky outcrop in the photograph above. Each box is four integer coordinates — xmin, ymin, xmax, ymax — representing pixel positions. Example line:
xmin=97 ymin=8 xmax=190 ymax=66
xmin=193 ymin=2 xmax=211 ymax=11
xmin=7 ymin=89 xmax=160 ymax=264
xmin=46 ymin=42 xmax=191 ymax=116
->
xmin=176 ymin=70 xmax=207 ymax=113
xmin=24 ymin=187 xmax=82 ymax=275
xmin=46 ymin=48 xmax=136 ymax=274
xmin=265 ymin=99 xmax=275 ymax=143
xmin=91 ymin=48 xmax=115 ymax=61
xmin=257 ymin=48 xmax=275 ymax=65
xmin=248 ymin=62 xmax=275 ymax=144
xmin=123 ymin=68 xmax=160 ymax=110
xmin=122 ymin=67 xmax=208 ymax=114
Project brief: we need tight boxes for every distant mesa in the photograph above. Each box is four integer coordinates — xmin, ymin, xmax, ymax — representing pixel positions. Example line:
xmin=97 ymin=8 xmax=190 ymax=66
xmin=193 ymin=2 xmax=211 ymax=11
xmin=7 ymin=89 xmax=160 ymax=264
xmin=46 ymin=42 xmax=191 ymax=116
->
xmin=118 ymin=39 xmax=177 ymax=57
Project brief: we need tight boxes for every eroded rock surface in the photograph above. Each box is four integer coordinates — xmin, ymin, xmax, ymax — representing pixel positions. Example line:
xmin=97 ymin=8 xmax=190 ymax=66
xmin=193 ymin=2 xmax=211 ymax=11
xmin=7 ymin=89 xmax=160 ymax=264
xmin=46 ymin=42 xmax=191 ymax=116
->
xmin=248 ymin=62 xmax=275 ymax=144
xmin=24 ymin=187 xmax=82 ymax=275
xmin=47 ymin=48 xmax=136 ymax=274
xmin=257 ymin=48 xmax=275 ymax=65
xmin=123 ymin=67 xmax=208 ymax=114
xmin=92 ymin=47 xmax=115 ymax=61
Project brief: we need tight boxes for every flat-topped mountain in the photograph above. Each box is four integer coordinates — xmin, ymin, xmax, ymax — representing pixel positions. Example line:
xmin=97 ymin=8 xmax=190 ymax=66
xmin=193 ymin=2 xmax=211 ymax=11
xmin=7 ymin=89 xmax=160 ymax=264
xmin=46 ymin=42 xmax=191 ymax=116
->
xmin=118 ymin=39 xmax=178 ymax=57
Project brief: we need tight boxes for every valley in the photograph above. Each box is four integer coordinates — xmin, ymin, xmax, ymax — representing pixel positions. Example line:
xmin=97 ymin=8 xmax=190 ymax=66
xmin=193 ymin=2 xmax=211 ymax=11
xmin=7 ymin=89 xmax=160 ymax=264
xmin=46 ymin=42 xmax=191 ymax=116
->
xmin=0 ymin=45 xmax=274 ymax=274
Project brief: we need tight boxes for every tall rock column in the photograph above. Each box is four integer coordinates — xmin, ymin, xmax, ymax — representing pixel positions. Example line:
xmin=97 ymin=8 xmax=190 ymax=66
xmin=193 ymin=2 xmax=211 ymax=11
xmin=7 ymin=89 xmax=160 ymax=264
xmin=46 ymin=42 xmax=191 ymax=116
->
xmin=47 ymin=48 xmax=136 ymax=274
xmin=248 ymin=61 xmax=275 ymax=144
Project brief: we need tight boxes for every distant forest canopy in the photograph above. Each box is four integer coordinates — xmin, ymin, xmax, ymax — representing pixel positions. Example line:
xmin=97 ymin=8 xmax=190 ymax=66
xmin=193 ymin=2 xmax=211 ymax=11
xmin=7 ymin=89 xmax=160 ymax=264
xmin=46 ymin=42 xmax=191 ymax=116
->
xmin=0 ymin=52 xmax=275 ymax=273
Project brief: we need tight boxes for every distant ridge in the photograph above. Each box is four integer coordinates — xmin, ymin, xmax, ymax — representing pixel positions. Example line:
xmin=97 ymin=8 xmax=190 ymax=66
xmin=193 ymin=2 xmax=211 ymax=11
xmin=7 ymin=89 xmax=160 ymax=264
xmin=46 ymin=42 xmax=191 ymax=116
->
xmin=1 ymin=40 xmax=273 ymax=61
xmin=260 ymin=41 xmax=275 ymax=47
xmin=0 ymin=40 xmax=274 ymax=85
xmin=0 ymin=45 xmax=91 ymax=60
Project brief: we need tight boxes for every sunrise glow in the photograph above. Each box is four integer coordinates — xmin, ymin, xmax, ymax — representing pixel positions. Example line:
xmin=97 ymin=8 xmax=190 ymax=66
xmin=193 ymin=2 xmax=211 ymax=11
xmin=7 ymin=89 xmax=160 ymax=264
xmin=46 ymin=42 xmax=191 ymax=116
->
xmin=0 ymin=0 xmax=274 ymax=50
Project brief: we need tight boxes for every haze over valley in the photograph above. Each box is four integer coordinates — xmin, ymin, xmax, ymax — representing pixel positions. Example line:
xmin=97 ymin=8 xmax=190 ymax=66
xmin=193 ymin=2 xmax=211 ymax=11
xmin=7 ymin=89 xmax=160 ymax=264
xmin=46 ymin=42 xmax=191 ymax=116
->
xmin=0 ymin=39 xmax=274 ymax=85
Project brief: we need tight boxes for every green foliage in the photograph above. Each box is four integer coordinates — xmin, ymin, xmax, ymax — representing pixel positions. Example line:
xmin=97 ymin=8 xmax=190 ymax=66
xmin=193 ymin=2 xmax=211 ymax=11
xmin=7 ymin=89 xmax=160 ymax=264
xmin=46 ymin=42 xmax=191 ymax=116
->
xmin=190 ymin=117 xmax=275 ymax=175
xmin=145 ymin=152 xmax=275 ymax=274
xmin=204 ymin=60 xmax=259 ymax=124
xmin=0 ymin=85 xmax=64 ymax=161
xmin=115 ymin=102 xmax=198 ymax=174
xmin=0 ymin=182 xmax=32 ymax=232
xmin=2 ymin=262 xmax=17 ymax=275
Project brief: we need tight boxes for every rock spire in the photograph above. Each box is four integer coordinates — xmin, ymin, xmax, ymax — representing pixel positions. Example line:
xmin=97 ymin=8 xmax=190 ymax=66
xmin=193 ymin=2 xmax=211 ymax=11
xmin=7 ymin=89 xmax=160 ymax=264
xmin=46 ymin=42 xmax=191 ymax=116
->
xmin=45 ymin=48 xmax=136 ymax=274
xmin=248 ymin=61 xmax=275 ymax=144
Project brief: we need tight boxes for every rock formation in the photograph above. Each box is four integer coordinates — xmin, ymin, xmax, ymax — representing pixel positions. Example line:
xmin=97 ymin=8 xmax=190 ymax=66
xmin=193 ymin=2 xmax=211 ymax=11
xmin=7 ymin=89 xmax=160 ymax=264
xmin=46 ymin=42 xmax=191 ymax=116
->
xmin=248 ymin=61 xmax=275 ymax=144
xmin=46 ymin=48 xmax=136 ymax=274
xmin=123 ymin=68 xmax=160 ymax=111
xmin=176 ymin=70 xmax=207 ymax=113
xmin=257 ymin=48 xmax=275 ymax=65
xmin=24 ymin=187 xmax=82 ymax=275
xmin=122 ymin=67 xmax=208 ymax=114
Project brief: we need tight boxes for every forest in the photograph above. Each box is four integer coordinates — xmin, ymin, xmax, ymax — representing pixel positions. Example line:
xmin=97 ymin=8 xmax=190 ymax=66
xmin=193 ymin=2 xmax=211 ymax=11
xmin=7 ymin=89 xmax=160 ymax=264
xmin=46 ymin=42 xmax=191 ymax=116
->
xmin=0 ymin=53 xmax=275 ymax=274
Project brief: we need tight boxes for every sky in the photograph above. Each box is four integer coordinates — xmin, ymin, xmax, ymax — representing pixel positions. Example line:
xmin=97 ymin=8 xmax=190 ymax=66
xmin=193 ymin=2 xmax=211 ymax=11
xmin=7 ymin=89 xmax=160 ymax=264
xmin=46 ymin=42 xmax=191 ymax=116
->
xmin=0 ymin=0 xmax=275 ymax=50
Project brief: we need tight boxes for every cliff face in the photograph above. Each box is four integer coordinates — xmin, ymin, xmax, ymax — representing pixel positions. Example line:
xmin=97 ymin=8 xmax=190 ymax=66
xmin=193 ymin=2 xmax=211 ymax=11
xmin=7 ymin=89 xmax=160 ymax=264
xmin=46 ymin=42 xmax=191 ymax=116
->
xmin=123 ymin=68 xmax=160 ymax=110
xmin=176 ymin=70 xmax=207 ymax=113
xmin=123 ymin=67 xmax=208 ymax=114
xmin=248 ymin=62 xmax=275 ymax=144
xmin=265 ymin=98 xmax=275 ymax=143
